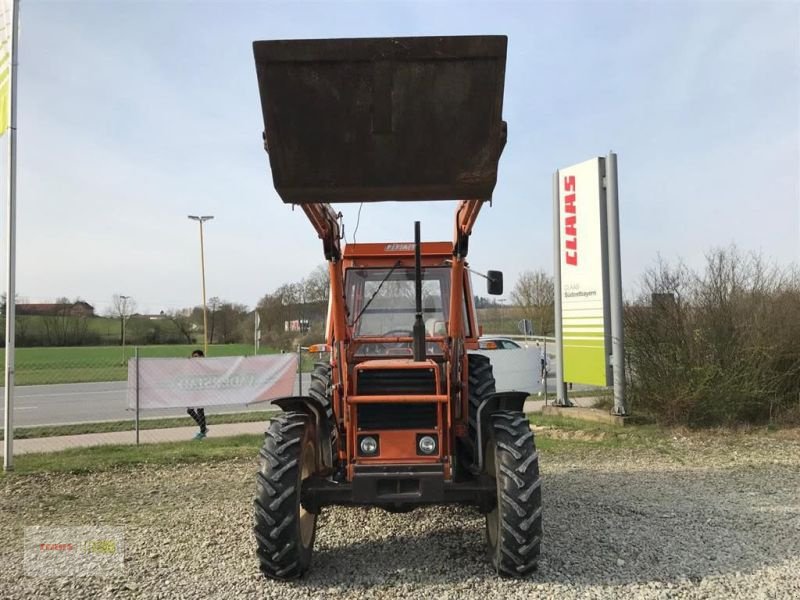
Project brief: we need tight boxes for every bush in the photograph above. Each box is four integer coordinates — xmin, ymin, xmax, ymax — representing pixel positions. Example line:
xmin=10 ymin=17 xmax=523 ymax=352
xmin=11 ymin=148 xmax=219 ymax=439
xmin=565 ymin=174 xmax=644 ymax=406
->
xmin=261 ymin=330 xmax=296 ymax=352
xmin=626 ymin=248 xmax=800 ymax=427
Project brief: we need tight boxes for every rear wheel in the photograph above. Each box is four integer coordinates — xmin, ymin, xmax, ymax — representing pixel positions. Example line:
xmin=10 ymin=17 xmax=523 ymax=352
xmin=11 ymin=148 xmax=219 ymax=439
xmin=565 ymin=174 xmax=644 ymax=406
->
xmin=253 ymin=412 xmax=318 ymax=579
xmin=484 ymin=410 xmax=542 ymax=577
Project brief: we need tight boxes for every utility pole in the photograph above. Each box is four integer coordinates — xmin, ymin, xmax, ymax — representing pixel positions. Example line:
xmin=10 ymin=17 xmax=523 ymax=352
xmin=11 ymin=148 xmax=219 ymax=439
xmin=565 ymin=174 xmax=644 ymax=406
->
xmin=188 ymin=215 xmax=213 ymax=355
xmin=119 ymin=294 xmax=130 ymax=365
xmin=3 ymin=0 xmax=20 ymax=471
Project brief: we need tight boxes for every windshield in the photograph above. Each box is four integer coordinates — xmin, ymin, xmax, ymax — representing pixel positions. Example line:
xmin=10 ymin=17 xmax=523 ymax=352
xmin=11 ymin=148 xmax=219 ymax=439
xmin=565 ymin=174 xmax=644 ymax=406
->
xmin=346 ymin=267 xmax=451 ymax=338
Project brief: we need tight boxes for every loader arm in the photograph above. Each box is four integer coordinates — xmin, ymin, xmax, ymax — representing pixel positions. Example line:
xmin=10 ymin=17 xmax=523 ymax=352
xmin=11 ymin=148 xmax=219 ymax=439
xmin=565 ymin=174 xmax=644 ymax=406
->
xmin=447 ymin=198 xmax=485 ymax=342
xmin=453 ymin=199 xmax=485 ymax=258
xmin=300 ymin=202 xmax=349 ymax=346
xmin=301 ymin=202 xmax=342 ymax=261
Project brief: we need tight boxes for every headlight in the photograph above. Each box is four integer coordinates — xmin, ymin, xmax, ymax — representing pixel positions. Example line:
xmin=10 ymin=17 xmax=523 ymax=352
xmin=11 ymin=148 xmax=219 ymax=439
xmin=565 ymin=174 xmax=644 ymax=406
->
xmin=418 ymin=435 xmax=437 ymax=455
xmin=359 ymin=436 xmax=378 ymax=455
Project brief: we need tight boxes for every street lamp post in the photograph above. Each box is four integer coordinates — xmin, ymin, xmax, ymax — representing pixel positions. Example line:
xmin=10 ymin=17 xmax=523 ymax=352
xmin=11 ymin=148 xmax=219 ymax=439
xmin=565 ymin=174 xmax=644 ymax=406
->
xmin=188 ymin=215 xmax=214 ymax=355
xmin=119 ymin=294 xmax=130 ymax=365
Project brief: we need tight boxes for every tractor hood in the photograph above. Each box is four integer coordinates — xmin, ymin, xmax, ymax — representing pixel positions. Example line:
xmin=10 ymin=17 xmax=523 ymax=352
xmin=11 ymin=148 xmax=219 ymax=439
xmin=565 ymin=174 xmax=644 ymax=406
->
xmin=252 ymin=35 xmax=508 ymax=204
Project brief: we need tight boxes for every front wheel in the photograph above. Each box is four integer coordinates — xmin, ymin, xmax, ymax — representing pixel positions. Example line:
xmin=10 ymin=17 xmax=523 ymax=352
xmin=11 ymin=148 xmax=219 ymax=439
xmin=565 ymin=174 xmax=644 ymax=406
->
xmin=253 ymin=412 xmax=318 ymax=579
xmin=484 ymin=410 xmax=543 ymax=577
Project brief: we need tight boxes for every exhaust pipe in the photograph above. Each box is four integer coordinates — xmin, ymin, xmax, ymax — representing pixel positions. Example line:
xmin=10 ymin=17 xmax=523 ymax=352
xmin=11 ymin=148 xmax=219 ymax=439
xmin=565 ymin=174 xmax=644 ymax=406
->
xmin=412 ymin=221 xmax=426 ymax=362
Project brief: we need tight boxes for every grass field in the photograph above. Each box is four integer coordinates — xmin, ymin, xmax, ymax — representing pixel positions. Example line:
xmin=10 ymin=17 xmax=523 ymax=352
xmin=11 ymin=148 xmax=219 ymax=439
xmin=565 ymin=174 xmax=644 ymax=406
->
xmin=2 ymin=434 xmax=266 ymax=474
xmin=0 ymin=343 xmax=279 ymax=386
xmin=0 ymin=414 xmax=646 ymax=474
xmin=3 ymin=413 xmax=796 ymax=475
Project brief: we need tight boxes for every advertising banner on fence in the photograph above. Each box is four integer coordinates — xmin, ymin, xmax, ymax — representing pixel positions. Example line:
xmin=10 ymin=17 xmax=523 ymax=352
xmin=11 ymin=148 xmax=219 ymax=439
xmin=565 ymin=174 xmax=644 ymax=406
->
xmin=127 ymin=354 xmax=297 ymax=409
xmin=557 ymin=157 xmax=611 ymax=386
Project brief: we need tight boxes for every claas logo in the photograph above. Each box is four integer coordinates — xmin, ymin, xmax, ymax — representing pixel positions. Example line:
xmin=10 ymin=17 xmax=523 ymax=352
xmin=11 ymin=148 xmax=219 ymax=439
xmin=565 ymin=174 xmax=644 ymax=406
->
xmin=563 ymin=175 xmax=577 ymax=266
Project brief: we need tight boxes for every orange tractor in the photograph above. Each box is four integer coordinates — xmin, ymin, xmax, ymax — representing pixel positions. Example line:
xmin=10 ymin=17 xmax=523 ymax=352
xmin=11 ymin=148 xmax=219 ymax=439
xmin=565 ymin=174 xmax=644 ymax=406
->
xmin=252 ymin=35 xmax=542 ymax=579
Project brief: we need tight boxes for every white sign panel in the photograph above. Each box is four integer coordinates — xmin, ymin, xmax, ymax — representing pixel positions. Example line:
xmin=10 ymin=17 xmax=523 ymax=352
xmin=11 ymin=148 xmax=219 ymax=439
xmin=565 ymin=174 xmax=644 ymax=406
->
xmin=127 ymin=354 xmax=297 ymax=410
xmin=470 ymin=346 xmax=539 ymax=394
xmin=557 ymin=158 xmax=611 ymax=386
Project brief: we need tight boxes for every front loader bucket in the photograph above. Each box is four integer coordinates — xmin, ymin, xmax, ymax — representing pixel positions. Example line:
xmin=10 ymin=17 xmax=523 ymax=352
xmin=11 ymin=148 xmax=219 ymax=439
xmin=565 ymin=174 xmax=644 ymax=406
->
xmin=253 ymin=36 xmax=508 ymax=204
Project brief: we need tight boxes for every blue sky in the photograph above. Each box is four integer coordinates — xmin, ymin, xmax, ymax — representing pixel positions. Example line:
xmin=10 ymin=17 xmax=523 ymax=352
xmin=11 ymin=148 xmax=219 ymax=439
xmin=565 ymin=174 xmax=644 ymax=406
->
xmin=0 ymin=0 xmax=797 ymax=314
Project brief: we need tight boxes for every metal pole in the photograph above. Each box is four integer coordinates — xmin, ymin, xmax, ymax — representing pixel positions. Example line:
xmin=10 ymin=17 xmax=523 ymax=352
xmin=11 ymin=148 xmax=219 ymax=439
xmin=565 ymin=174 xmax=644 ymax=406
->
xmin=134 ymin=347 xmax=140 ymax=445
xmin=297 ymin=345 xmax=302 ymax=395
xmin=544 ymin=338 xmax=548 ymax=405
xmin=412 ymin=221 xmax=426 ymax=362
xmin=552 ymin=171 xmax=569 ymax=406
xmin=606 ymin=152 xmax=627 ymax=415
xmin=119 ymin=294 xmax=129 ymax=366
xmin=254 ymin=312 xmax=258 ymax=356
xmin=199 ymin=220 xmax=209 ymax=355
xmin=189 ymin=215 xmax=213 ymax=354
xmin=3 ymin=0 xmax=20 ymax=472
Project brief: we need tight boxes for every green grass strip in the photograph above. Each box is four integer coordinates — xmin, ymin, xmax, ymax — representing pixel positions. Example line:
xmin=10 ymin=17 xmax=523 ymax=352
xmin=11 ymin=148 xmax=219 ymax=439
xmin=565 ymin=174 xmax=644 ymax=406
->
xmin=2 ymin=434 xmax=265 ymax=475
xmin=1 ymin=410 xmax=278 ymax=440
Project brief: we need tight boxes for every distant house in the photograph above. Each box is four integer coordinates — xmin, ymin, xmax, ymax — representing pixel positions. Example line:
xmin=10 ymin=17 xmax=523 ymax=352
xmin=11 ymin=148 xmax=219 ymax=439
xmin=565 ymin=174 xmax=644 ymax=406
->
xmin=141 ymin=312 xmax=168 ymax=321
xmin=18 ymin=301 xmax=95 ymax=318
xmin=284 ymin=319 xmax=310 ymax=332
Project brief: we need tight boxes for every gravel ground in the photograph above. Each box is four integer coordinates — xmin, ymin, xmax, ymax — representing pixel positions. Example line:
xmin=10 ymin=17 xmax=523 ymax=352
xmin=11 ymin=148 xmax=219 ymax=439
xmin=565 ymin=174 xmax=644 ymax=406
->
xmin=1 ymin=431 xmax=799 ymax=599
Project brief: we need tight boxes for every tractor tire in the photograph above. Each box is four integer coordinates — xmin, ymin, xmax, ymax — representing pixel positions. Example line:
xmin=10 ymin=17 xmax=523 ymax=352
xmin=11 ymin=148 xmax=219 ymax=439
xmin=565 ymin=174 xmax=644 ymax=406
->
xmin=308 ymin=361 xmax=338 ymax=471
xmin=468 ymin=353 xmax=496 ymax=457
xmin=253 ymin=412 xmax=318 ymax=580
xmin=308 ymin=362 xmax=334 ymax=425
xmin=484 ymin=410 xmax=543 ymax=577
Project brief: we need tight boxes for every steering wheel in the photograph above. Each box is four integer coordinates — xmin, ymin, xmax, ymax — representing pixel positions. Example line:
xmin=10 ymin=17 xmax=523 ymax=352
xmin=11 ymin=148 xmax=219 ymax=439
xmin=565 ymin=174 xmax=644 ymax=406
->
xmin=381 ymin=329 xmax=414 ymax=354
xmin=360 ymin=329 xmax=413 ymax=355
xmin=382 ymin=329 xmax=413 ymax=338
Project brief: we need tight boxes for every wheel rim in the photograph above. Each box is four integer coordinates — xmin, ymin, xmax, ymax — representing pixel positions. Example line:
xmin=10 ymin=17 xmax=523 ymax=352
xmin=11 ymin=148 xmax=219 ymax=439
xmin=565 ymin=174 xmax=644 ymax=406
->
xmin=299 ymin=441 xmax=316 ymax=548
xmin=485 ymin=442 xmax=499 ymax=548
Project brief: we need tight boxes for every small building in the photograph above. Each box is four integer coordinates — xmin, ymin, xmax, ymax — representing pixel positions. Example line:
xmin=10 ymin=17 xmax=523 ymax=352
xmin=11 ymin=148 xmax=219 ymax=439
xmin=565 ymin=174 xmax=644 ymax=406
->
xmin=17 ymin=301 xmax=95 ymax=318
xmin=284 ymin=319 xmax=310 ymax=332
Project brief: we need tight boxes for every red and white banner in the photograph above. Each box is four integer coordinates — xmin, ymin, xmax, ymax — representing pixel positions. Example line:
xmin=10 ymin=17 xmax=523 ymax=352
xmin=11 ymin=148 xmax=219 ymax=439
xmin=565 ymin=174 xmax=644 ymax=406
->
xmin=126 ymin=354 xmax=298 ymax=410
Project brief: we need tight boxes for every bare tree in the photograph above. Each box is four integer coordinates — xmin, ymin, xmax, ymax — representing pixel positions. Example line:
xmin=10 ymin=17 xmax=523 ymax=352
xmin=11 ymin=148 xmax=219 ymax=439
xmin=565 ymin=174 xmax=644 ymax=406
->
xmin=208 ymin=296 xmax=222 ymax=344
xmin=166 ymin=309 xmax=195 ymax=344
xmin=43 ymin=297 xmax=91 ymax=346
xmin=111 ymin=294 xmax=137 ymax=346
xmin=510 ymin=270 xmax=555 ymax=335
xmin=214 ymin=301 xmax=250 ymax=343
xmin=627 ymin=247 xmax=800 ymax=426
xmin=303 ymin=265 xmax=330 ymax=303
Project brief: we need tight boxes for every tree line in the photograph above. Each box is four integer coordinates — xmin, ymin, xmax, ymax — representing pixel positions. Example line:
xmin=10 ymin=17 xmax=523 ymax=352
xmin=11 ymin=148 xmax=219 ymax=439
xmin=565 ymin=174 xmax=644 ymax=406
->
xmin=0 ymin=266 xmax=557 ymax=348
xmin=625 ymin=247 xmax=800 ymax=426
xmin=3 ymin=250 xmax=798 ymax=427
xmin=501 ymin=250 xmax=800 ymax=426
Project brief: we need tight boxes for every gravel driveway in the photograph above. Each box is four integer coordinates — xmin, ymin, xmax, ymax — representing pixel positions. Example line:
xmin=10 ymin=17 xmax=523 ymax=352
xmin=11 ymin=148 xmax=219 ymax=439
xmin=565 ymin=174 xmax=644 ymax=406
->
xmin=1 ymin=431 xmax=799 ymax=599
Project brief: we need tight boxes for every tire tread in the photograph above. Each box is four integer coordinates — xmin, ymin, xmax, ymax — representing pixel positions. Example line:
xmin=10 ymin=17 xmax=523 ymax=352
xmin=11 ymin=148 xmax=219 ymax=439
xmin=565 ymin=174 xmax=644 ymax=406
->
xmin=488 ymin=410 xmax=543 ymax=577
xmin=253 ymin=412 xmax=315 ymax=580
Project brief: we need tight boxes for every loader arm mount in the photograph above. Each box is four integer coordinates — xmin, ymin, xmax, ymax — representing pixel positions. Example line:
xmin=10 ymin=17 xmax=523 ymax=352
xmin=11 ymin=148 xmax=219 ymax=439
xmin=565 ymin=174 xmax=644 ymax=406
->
xmin=301 ymin=202 xmax=342 ymax=261
xmin=453 ymin=199 xmax=486 ymax=257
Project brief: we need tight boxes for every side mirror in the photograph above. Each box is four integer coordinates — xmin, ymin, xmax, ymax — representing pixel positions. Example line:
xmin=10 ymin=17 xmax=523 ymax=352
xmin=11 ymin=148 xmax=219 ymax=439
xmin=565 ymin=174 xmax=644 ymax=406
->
xmin=487 ymin=270 xmax=503 ymax=295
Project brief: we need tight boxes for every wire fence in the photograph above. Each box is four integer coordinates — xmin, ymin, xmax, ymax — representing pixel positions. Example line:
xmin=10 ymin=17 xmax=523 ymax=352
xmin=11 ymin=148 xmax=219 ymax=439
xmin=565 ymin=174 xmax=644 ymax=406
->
xmin=0 ymin=345 xmax=312 ymax=459
xmin=1 ymin=339 xmax=605 ymax=464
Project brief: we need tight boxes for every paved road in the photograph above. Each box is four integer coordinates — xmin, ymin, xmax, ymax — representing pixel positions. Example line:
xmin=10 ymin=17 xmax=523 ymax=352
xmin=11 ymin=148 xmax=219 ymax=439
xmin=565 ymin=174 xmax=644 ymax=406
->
xmin=1 ymin=398 xmax=598 ymax=455
xmin=1 ymin=375 xmax=313 ymax=428
xmin=2 ymin=372 xmax=590 ymax=429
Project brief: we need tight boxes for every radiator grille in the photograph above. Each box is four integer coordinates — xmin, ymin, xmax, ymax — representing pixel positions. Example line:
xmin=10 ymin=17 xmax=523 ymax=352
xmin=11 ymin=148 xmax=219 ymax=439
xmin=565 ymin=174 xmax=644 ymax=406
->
xmin=357 ymin=403 xmax=438 ymax=430
xmin=357 ymin=368 xmax=437 ymax=396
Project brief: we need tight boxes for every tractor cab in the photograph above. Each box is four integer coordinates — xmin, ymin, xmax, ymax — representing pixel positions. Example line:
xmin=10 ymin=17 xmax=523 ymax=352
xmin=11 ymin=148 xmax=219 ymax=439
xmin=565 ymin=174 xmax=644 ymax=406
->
xmin=342 ymin=241 xmax=479 ymax=359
